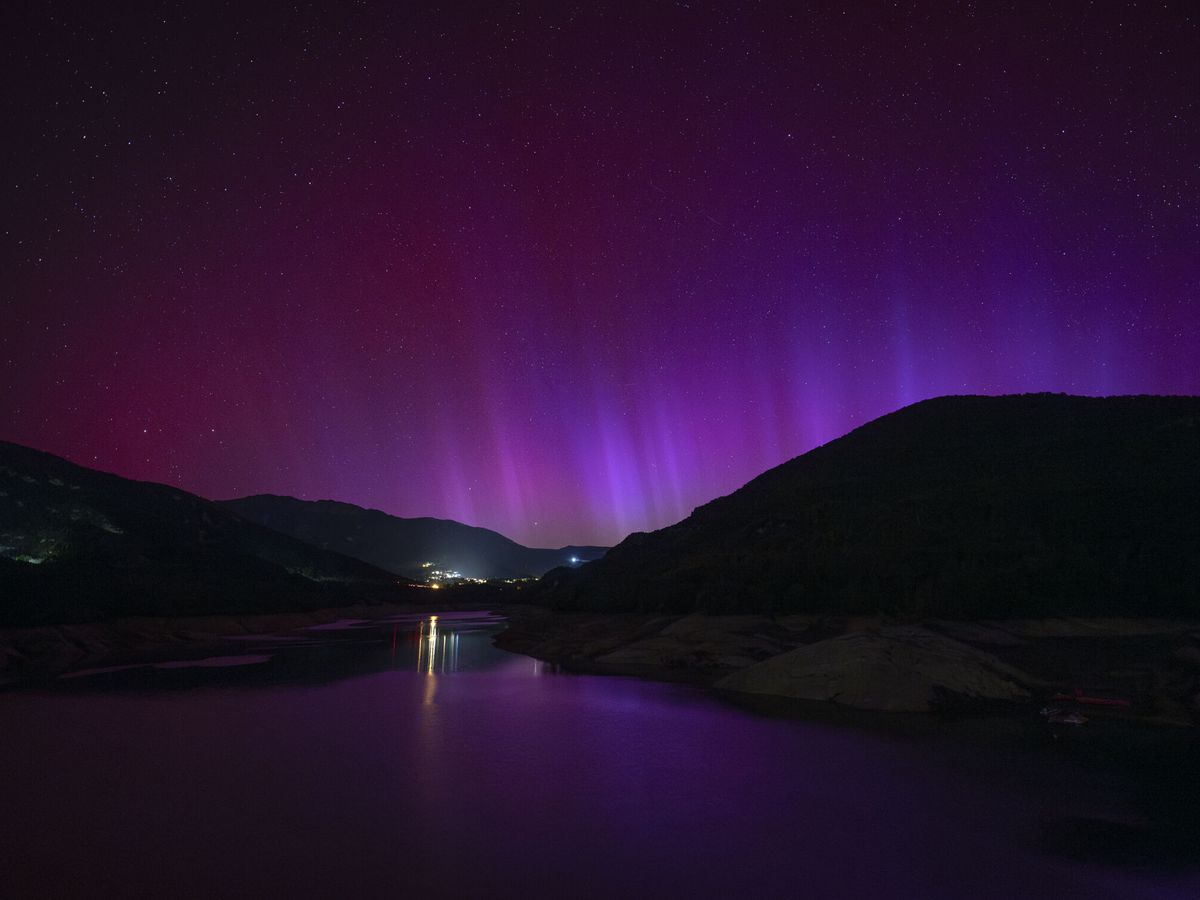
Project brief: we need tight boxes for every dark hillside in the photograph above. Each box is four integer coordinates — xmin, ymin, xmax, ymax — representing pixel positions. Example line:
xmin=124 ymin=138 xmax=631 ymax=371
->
xmin=221 ymin=494 xmax=606 ymax=580
xmin=0 ymin=442 xmax=403 ymax=625
xmin=535 ymin=395 xmax=1200 ymax=617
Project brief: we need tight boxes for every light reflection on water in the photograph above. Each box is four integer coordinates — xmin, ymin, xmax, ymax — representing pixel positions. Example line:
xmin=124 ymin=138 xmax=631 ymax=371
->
xmin=2 ymin=611 xmax=1197 ymax=900
xmin=415 ymin=615 xmax=460 ymax=674
xmin=47 ymin=610 xmax=513 ymax=690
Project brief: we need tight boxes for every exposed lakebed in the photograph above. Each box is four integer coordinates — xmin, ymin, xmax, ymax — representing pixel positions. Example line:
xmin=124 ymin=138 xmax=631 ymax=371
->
xmin=1 ymin=611 xmax=1197 ymax=899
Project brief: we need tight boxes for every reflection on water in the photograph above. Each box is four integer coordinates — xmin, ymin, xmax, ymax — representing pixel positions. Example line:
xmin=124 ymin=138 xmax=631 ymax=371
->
xmin=415 ymin=615 xmax=460 ymax=674
xmin=39 ymin=610 xmax=513 ymax=693
xmin=3 ymin=610 xmax=1197 ymax=900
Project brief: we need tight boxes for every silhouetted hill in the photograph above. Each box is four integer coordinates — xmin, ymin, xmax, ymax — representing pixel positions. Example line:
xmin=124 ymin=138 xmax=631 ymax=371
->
xmin=220 ymin=494 xmax=607 ymax=579
xmin=0 ymin=442 xmax=405 ymax=625
xmin=535 ymin=394 xmax=1200 ymax=617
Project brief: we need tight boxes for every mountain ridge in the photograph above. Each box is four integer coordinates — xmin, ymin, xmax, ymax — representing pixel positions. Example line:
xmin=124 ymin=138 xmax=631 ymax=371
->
xmin=220 ymin=493 xmax=607 ymax=580
xmin=0 ymin=440 xmax=405 ymax=625
xmin=535 ymin=393 xmax=1200 ymax=617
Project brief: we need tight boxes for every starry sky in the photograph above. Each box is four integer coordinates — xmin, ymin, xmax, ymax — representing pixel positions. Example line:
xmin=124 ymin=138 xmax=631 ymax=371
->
xmin=2 ymin=2 xmax=1197 ymax=547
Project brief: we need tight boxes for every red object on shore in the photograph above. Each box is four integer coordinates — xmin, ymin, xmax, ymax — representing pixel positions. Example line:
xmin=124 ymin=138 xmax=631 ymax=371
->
xmin=1052 ymin=688 xmax=1131 ymax=708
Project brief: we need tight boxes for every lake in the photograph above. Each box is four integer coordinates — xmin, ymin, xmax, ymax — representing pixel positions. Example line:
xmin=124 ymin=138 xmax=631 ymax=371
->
xmin=1 ymin=611 xmax=1195 ymax=899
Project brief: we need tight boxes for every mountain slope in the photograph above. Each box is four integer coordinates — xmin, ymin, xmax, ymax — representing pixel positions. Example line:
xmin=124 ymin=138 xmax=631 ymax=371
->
xmin=0 ymin=442 xmax=404 ymax=625
xmin=220 ymin=494 xmax=607 ymax=579
xmin=535 ymin=394 xmax=1200 ymax=617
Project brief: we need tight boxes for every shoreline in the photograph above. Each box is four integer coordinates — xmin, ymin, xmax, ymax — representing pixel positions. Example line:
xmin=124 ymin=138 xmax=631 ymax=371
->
xmin=4 ymin=600 xmax=1199 ymax=862
xmin=0 ymin=597 xmax=492 ymax=687
xmin=7 ymin=600 xmax=1199 ymax=729
xmin=494 ymin=605 xmax=1200 ymax=863
xmin=494 ymin=605 xmax=1200 ymax=722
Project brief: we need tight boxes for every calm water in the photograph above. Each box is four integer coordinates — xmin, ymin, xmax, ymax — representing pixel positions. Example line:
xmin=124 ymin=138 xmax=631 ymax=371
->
xmin=1 ymin=611 xmax=1195 ymax=900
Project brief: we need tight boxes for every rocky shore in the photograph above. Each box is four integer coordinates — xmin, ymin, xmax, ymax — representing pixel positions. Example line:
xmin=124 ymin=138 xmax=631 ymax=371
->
xmin=495 ymin=607 xmax=1200 ymax=722
xmin=6 ymin=600 xmax=1199 ymax=727
xmin=6 ymin=601 xmax=1198 ymax=865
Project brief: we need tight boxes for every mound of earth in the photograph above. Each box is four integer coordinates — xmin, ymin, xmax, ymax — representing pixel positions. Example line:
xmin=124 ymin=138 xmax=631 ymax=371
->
xmin=716 ymin=626 xmax=1034 ymax=712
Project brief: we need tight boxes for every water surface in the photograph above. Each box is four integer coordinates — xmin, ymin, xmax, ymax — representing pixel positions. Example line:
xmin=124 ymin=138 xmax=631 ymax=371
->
xmin=2 ymin=611 xmax=1195 ymax=899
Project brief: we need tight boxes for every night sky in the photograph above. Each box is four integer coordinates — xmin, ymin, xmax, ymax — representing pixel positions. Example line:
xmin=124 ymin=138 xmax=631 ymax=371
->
xmin=3 ymin=2 xmax=1196 ymax=547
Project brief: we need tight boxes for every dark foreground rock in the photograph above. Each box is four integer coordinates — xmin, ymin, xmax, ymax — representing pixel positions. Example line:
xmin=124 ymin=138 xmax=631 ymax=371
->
xmin=716 ymin=625 xmax=1033 ymax=712
xmin=497 ymin=608 xmax=1200 ymax=720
